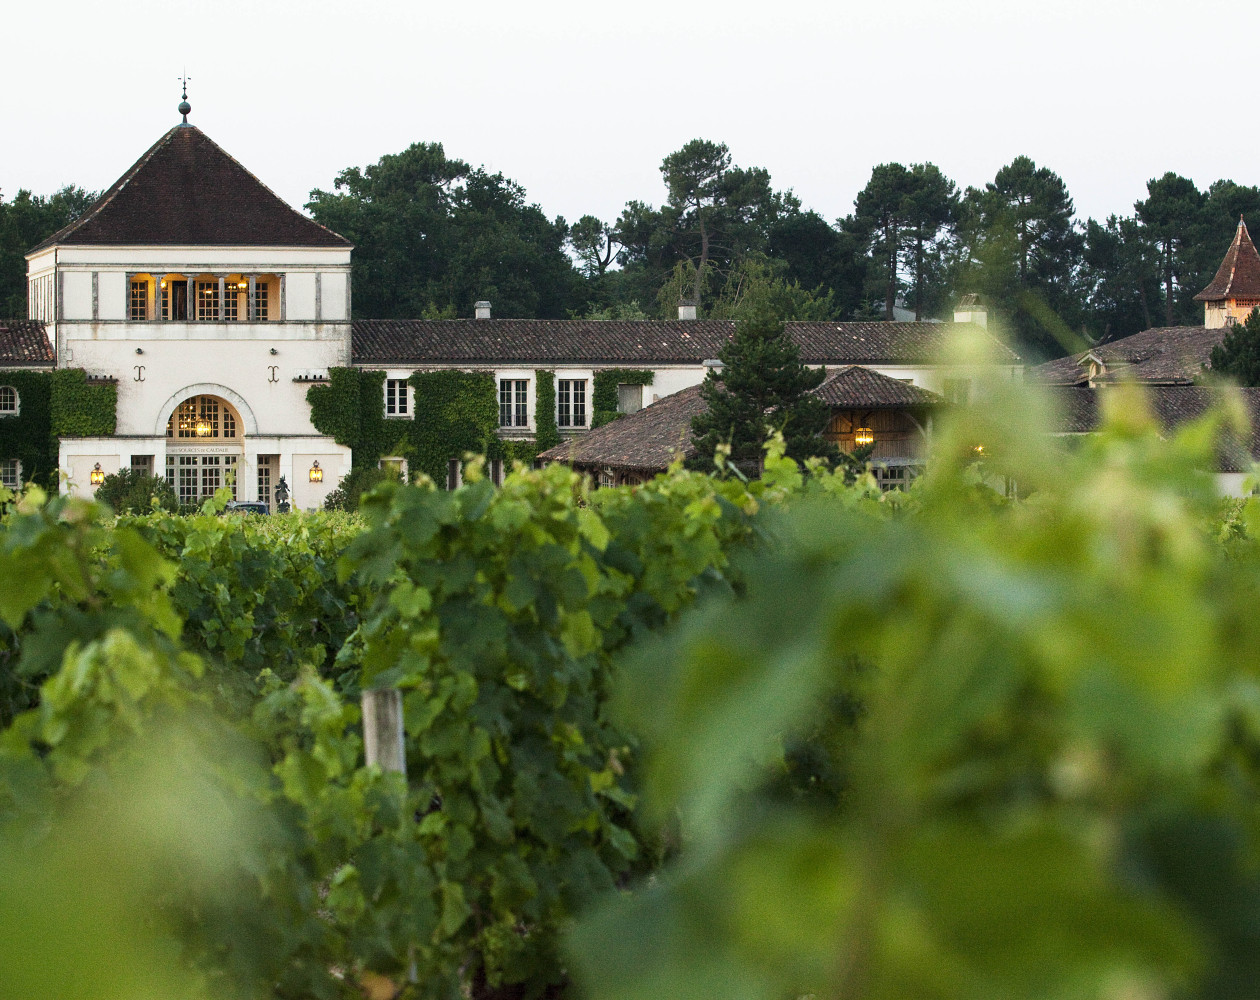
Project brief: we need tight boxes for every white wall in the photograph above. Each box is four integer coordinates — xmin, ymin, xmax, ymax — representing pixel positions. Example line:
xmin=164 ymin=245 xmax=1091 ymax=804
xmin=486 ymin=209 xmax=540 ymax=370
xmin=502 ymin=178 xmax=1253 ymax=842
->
xmin=287 ymin=273 xmax=317 ymax=320
xmin=98 ymin=272 xmax=126 ymax=320
xmin=62 ymin=272 xmax=93 ymax=320
xmin=321 ymin=272 xmax=348 ymax=320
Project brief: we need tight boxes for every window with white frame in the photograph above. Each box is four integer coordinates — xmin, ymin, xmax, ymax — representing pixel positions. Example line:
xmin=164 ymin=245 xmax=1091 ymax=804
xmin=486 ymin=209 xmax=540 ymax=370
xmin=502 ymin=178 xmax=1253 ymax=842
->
xmin=0 ymin=459 xmax=19 ymax=488
xmin=0 ymin=386 xmax=17 ymax=415
xmin=380 ymin=457 xmax=408 ymax=481
xmin=129 ymin=278 xmax=150 ymax=320
xmin=557 ymin=379 xmax=587 ymax=428
xmin=499 ymin=379 xmax=528 ymax=427
xmin=385 ymin=379 xmax=409 ymax=416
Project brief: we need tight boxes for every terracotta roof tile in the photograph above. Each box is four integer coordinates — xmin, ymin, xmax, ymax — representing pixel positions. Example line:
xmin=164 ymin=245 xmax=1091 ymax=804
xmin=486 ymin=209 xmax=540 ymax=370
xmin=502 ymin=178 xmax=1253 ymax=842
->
xmin=30 ymin=126 xmax=350 ymax=252
xmin=538 ymin=384 xmax=706 ymax=471
xmin=811 ymin=365 xmax=943 ymax=407
xmin=1028 ymin=326 xmax=1221 ymax=385
xmin=0 ymin=320 xmax=54 ymax=366
xmin=352 ymin=319 xmax=1017 ymax=366
xmin=1195 ymin=218 xmax=1260 ymax=302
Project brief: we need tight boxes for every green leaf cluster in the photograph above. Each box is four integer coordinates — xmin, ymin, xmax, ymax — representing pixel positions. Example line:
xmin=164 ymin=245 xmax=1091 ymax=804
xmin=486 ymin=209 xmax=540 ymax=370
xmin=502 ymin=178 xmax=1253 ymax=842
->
xmin=409 ymin=370 xmax=499 ymax=483
xmin=592 ymin=369 xmax=654 ymax=429
xmin=533 ymin=370 xmax=559 ymax=450
xmin=49 ymin=368 xmax=116 ymax=437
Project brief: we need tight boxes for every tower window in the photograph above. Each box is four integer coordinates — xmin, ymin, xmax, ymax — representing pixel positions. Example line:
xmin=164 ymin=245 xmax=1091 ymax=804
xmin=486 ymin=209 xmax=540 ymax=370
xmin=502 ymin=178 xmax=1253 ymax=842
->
xmin=252 ymin=281 xmax=269 ymax=321
xmin=129 ymin=278 xmax=150 ymax=320
xmin=196 ymin=281 xmax=220 ymax=320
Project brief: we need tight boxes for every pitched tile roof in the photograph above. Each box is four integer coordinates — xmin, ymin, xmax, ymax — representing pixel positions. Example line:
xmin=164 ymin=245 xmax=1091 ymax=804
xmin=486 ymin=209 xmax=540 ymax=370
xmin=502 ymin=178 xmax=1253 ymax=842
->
xmin=352 ymin=319 xmax=1017 ymax=367
xmin=1195 ymin=218 xmax=1260 ymax=302
xmin=1045 ymin=385 xmax=1260 ymax=471
xmin=0 ymin=320 xmax=54 ymax=366
xmin=30 ymin=126 xmax=350 ymax=253
xmin=812 ymin=365 xmax=944 ymax=407
xmin=538 ymin=384 xmax=707 ymax=472
xmin=1028 ymin=325 xmax=1221 ymax=386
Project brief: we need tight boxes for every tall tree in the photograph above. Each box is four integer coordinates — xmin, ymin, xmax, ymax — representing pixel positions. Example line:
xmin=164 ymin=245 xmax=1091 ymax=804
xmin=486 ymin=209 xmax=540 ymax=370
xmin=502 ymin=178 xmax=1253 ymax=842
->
xmin=852 ymin=163 xmax=914 ymax=320
xmin=660 ymin=140 xmax=732 ymax=309
xmin=568 ymin=215 xmax=619 ymax=279
xmin=900 ymin=163 xmax=959 ymax=320
xmin=1081 ymin=214 xmax=1160 ymax=342
xmin=1135 ymin=173 xmax=1204 ymax=326
xmin=308 ymin=143 xmax=580 ymax=319
xmin=689 ymin=300 xmax=835 ymax=474
xmin=956 ymin=156 xmax=1083 ymax=359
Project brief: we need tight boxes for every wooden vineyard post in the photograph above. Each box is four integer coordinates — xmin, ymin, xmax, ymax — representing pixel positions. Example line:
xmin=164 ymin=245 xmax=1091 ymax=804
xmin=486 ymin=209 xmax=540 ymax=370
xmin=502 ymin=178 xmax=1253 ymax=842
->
xmin=360 ymin=687 xmax=416 ymax=987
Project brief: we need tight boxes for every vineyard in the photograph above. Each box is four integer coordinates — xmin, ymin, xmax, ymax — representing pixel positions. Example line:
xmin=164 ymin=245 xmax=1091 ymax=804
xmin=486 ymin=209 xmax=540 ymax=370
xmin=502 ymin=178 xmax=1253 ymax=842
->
xmin=4 ymin=383 xmax=1260 ymax=1000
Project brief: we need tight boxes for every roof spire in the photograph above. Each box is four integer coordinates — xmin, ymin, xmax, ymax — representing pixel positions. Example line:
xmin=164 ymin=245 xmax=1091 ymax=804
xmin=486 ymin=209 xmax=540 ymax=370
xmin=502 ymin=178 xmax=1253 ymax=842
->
xmin=177 ymin=72 xmax=191 ymax=125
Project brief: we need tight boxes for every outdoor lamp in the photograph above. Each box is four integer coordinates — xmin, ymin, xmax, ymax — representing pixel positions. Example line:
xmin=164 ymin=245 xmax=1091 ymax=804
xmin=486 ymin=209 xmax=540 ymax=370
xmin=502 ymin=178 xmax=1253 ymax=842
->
xmin=90 ymin=463 xmax=105 ymax=486
xmin=854 ymin=427 xmax=874 ymax=447
xmin=309 ymin=460 xmax=323 ymax=483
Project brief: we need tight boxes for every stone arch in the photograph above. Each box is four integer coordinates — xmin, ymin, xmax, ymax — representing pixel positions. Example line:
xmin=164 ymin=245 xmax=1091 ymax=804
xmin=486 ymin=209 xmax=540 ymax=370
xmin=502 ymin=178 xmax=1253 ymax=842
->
xmin=155 ymin=383 xmax=259 ymax=437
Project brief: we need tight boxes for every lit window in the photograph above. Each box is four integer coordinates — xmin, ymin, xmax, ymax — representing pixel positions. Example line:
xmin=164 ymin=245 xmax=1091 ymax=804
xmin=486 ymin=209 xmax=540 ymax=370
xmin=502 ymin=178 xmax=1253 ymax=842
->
xmin=129 ymin=278 xmax=149 ymax=320
xmin=167 ymin=396 xmax=238 ymax=439
xmin=558 ymin=379 xmax=587 ymax=428
xmin=223 ymin=278 xmax=243 ymax=322
xmin=162 ymin=276 xmax=189 ymax=320
xmin=385 ymin=379 xmax=409 ymax=416
xmin=0 ymin=458 xmax=19 ymax=488
xmin=196 ymin=281 xmax=220 ymax=321
xmin=252 ymin=280 xmax=269 ymax=321
xmin=0 ymin=386 xmax=17 ymax=415
xmin=499 ymin=379 xmax=528 ymax=427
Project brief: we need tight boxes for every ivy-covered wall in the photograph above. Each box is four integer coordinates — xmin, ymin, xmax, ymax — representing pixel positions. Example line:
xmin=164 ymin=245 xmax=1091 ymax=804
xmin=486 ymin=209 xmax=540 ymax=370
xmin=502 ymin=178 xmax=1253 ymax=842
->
xmin=535 ymin=370 xmax=559 ymax=450
xmin=592 ymin=369 xmax=655 ymax=428
xmin=0 ymin=370 xmax=55 ymax=487
xmin=50 ymin=369 xmax=116 ymax=437
xmin=410 ymin=370 xmax=499 ymax=484
xmin=307 ymin=368 xmax=410 ymax=469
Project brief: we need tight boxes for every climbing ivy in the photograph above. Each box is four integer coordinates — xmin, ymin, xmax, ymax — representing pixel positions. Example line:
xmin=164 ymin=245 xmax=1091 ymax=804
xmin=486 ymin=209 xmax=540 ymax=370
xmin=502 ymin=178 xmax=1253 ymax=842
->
xmin=0 ymin=370 xmax=55 ymax=487
xmin=49 ymin=369 xmax=116 ymax=437
xmin=409 ymin=370 xmax=499 ymax=483
xmin=307 ymin=368 xmax=409 ymax=470
xmin=535 ymin=370 xmax=560 ymax=450
xmin=592 ymin=369 xmax=655 ymax=428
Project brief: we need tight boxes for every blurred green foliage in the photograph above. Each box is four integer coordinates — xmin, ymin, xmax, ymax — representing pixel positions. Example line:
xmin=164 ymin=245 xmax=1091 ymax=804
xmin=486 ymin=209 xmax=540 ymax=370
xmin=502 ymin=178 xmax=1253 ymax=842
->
xmin=6 ymin=379 xmax=1260 ymax=1000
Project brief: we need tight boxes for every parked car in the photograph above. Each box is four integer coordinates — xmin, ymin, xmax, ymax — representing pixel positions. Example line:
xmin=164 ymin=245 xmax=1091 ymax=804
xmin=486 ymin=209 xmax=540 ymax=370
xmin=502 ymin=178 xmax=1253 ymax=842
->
xmin=223 ymin=501 xmax=270 ymax=516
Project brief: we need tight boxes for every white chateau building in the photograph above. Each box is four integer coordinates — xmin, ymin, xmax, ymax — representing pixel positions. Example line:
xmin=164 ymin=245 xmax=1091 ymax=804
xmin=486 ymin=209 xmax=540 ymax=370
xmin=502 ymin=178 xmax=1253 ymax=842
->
xmin=18 ymin=96 xmax=353 ymax=509
xmin=0 ymin=97 xmax=1023 ymax=505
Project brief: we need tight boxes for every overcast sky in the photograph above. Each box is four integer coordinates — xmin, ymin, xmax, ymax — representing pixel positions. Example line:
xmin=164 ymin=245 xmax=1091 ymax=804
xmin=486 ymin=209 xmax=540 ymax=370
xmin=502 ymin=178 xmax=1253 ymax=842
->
xmin=3 ymin=0 xmax=1255 ymax=234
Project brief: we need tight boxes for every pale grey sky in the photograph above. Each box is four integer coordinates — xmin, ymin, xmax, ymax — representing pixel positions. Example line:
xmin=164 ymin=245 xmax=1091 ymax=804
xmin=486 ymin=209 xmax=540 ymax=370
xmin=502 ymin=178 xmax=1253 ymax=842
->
xmin=3 ymin=0 xmax=1253 ymax=232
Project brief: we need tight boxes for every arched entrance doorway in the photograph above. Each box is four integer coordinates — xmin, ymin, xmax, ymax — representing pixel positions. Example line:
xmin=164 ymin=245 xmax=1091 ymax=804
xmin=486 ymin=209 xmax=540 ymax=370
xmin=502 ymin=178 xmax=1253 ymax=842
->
xmin=164 ymin=393 xmax=246 ymax=505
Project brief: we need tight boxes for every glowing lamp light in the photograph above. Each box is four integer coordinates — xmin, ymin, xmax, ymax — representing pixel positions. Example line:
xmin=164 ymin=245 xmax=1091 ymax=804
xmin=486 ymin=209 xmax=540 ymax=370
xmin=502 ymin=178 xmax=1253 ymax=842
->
xmin=194 ymin=418 xmax=213 ymax=437
xmin=237 ymin=281 xmax=248 ymax=289
xmin=89 ymin=463 xmax=105 ymax=486
xmin=854 ymin=427 xmax=875 ymax=447
xmin=973 ymin=444 xmax=985 ymax=457
xmin=160 ymin=280 xmax=167 ymax=289
xmin=309 ymin=460 xmax=323 ymax=483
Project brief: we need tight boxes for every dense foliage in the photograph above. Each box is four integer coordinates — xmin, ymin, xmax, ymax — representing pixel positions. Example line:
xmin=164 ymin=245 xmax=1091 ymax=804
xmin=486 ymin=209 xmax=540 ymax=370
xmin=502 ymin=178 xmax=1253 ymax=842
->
xmin=591 ymin=369 xmax=654 ymax=428
xmin=0 ymin=185 xmax=95 ymax=316
xmin=0 ymin=369 xmax=55 ymax=487
xmin=689 ymin=302 xmax=835 ymax=473
xmin=7 ymin=382 xmax=1260 ymax=1000
xmin=49 ymin=368 xmax=117 ymax=437
xmin=1210 ymin=308 xmax=1260 ymax=385
xmin=93 ymin=468 xmax=177 ymax=514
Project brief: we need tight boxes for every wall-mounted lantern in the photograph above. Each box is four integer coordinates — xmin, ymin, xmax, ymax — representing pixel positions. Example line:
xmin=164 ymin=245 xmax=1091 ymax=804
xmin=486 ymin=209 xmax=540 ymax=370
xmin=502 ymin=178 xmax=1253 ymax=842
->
xmin=309 ymin=460 xmax=323 ymax=483
xmin=855 ymin=427 xmax=875 ymax=447
xmin=90 ymin=463 xmax=105 ymax=486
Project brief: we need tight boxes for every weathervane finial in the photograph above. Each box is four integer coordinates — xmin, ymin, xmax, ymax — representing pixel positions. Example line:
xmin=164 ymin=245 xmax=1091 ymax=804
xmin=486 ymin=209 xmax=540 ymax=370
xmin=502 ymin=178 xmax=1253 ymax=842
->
xmin=177 ymin=71 xmax=192 ymax=124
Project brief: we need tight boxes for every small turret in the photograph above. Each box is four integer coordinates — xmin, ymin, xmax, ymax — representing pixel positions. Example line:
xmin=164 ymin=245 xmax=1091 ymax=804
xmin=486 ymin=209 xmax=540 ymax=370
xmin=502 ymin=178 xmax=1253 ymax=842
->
xmin=1195 ymin=217 xmax=1260 ymax=328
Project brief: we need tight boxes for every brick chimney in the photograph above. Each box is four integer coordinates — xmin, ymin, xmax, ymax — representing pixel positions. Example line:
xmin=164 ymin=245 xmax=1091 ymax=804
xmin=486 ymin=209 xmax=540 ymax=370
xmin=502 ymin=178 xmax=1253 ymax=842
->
xmin=475 ymin=300 xmax=492 ymax=320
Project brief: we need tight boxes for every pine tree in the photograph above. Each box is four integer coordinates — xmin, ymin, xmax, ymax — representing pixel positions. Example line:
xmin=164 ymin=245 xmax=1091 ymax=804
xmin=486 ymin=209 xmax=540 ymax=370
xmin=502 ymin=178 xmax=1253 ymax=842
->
xmin=1210 ymin=308 xmax=1260 ymax=385
xmin=689 ymin=302 xmax=836 ymax=474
